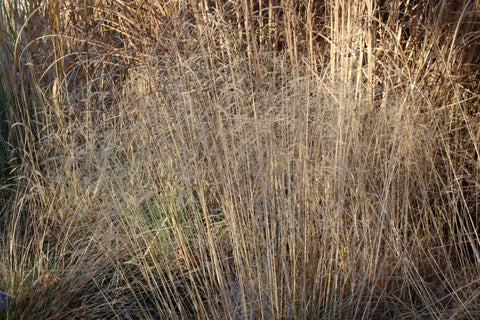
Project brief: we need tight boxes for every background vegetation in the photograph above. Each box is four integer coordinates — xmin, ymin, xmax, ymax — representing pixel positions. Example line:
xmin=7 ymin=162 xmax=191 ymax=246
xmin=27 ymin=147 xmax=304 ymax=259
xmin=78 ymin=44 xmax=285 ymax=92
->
xmin=1 ymin=0 xmax=480 ymax=318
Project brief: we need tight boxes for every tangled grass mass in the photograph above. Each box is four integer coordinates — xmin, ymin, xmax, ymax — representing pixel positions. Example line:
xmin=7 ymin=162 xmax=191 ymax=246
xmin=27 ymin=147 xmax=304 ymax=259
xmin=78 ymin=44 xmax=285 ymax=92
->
xmin=1 ymin=0 xmax=480 ymax=319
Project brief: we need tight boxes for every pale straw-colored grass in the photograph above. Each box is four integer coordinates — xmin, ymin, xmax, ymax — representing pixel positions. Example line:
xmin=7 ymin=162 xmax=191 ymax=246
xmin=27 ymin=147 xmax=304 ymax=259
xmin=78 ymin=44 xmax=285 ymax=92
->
xmin=1 ymin=1 xmax=480 ymax=319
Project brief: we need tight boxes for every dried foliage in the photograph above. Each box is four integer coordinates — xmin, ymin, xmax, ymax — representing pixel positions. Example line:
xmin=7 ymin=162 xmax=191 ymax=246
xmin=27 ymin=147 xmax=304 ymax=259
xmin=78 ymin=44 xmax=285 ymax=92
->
xmin=1 ymin=0 xmax=480 ymax=319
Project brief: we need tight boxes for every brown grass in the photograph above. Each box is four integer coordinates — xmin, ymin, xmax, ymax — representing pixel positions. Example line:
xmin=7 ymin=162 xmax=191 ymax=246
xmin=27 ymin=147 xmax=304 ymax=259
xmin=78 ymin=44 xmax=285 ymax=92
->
xmin=1 ymin=0 xmax=480 ymax=319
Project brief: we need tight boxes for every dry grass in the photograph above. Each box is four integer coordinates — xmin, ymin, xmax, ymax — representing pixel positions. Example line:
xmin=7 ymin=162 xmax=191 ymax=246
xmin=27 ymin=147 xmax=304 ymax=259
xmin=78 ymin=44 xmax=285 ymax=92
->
xmin=1 ymin=0 xmax=480 ymax=319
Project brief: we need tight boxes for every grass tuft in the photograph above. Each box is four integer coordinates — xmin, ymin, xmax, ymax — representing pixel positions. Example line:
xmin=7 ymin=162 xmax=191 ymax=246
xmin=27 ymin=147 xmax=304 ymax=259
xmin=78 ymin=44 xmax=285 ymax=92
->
xmin=1 ymin=0 xmax=480 ymax=319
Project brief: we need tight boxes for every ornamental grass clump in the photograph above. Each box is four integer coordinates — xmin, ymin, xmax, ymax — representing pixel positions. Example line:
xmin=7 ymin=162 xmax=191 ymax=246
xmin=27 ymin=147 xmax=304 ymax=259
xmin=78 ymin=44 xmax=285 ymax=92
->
xmin=1 ymin=1 xmax=480 ymax=319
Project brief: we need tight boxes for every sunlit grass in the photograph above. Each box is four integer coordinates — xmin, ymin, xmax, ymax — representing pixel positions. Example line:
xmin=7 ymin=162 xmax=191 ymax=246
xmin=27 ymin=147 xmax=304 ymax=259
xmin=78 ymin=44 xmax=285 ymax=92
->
xmin=1 ymin=1 xmax=480 ymax=319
